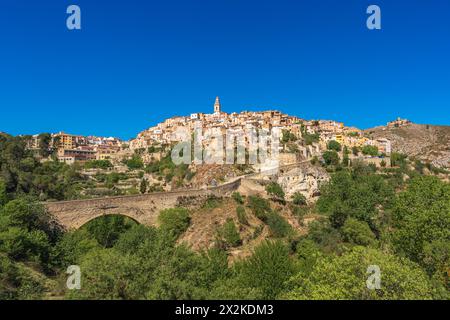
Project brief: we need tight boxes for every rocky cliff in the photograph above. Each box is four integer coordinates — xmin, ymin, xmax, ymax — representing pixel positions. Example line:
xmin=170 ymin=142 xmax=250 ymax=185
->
xmin=277 ymin=164 xmax=330 ymax=202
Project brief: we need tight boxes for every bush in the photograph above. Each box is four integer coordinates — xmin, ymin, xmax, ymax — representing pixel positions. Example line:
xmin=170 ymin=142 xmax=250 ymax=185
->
xmin=216 ymin=218 xmax=241 ymax=248
xmin=362 ymin=145 xmax=379 ymax=156
xmin=247 ymin=196 xmax=271 ymax=221
xmin=304 ymin=133 xmax=320 ymax=145
xmin=236 ymin=206 xmax=248 ymax=225
xmin=140 ymin=178 xmax=148 ymax=194
xmin=327 ymin=140 xmax=342 ymax=152
xmin=322 ymin=151 xmax=340 ymax=166
xmin=124 ymin=154 xmax=144 ymax=170
xmin=266 ymin=211 xmax=292 ymax=238
xmin=292 ymin=192 xmax=307 ymax=205
xmin=84 ymin=215 xmax=135 ymax=248
xmin=85 ymin=160 xmax=112 ymax=169
xmin=202 ymin=195 xmax=222 ymax=209
xmin=291 ymin=205 xmax=308 ymax=219
xmin=341 ymin=218 xmax=376 ymax=246
xmin=265 ymin=182 xmax=285 ymax=200
xmin=232 ymin=192 xmax=244 ymax=204
xmin=158 ymin=208 xmax=191 ymax=238
xmin=284 ymin=246 xmax=434 ymax=300
xmin=237 ymin=241 xmax=295 ymax=299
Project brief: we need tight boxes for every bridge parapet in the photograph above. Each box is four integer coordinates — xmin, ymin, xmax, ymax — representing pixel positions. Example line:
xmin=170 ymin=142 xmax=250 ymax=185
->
xmin=45 ymin=178 xmax=241 ymax=230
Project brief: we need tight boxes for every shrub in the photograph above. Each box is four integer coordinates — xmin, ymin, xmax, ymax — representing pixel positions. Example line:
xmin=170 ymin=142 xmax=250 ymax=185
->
xmin=216 ymin=218 xmax=241 ymax=248
xmin=158 ymin=208 xmax=191 ymax=238
xmin=304 ymin=133 xmax=320 ymax=145
xmin=84 ymin=160 xmax=112 ymax=169
xmin=232 ymin=192 xmax=244 ymax=204
xmin=236 ymin=206 xmax=248 ymax=225
xmin=237 ymin=241 xmax=295 ymax=299
xmin=124 ymin=154 xmax=144 ymax=170
xmin=362 ymin=145 xmax=379 ymax=156
xmin=247 ymin=196 xmax=271 ymax=221
xmin=341 ymin=218 xmax=376 ymax=246
xmin=266 ymin=211 xmax=292 ymax=238
xmin=292 ymin=192 xmax=306 ymax=205
xmin=139 ymin=178 xmax=148 ymax=194
xmin=265 ymin=182 xmax=285 ymax=200
xmin=202 ymin=195 xmax=222 ymax=209
xmin=327 ymin=140 xmax=342 ymax=152
xmin=322 ymin=151 xmax=340 ymax=166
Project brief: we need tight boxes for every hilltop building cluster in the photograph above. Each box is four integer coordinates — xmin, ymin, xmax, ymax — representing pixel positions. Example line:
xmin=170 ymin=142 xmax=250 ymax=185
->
xmin=27 ymin=132 xmax=122 ymax=164
xmin=129 ymin=97 xmax=392 ymax=161
xmin=387 ymin=117 xmax=412 ymax=128
xmin=24 ymin=97 xmax=394 ymax=166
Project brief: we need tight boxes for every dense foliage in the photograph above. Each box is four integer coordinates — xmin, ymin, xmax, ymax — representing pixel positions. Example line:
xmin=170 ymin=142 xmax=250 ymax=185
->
xmin=0 ymin=133 xmax=448 ymax=300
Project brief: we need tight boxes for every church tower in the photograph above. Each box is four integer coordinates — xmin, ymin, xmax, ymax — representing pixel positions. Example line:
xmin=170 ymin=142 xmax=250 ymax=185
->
xmin=214 ymin=96 xmax=221 ymax=113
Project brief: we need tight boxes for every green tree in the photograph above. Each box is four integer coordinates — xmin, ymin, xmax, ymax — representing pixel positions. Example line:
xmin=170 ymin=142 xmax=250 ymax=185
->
xmin=391 ymin=152 xmax=407 ymax=167
xmin=391 ymin=176 xmax=450 ymax=270
xmin=284 ymin=246 xmax=433 ymax=300
xmin=237 ymin=241 xmax=296 ymax=299
xmin=85 ymin=160 xmax=112 ymax=169
xmin=158 ymin=208 xmax=191 ymax=239
xmin=265 ymin=182 xmax=285 ymax=200
xmin=38 ymin=133 xmax=52 ymax=158
xmin=342 ymin=153 xmax=350 ymax=167
xmin=248 ymin=196 xmax=271 ymax=221
xmin=84 ymin=215 xmax=135 ymax=248
xmin=0 ymin=180 xmax=8 ymax=207
xmin=322 ymin=151 xmax=339 ymax=166
xmin=327 ymin=140 xmax=342 ymax=152
xmin=362 ymin=145 xmax=379 ymax=156
xmin=140 ymin=178 xmax=148 ymax=194
xmin=125 ymin=154 xmax=144 ymax=170
xmin=66 ymin=248 xmax=142 ymax=300
xmin=341 ymin=218 xmax=376 ymax=246
xmin=317 ymin=171 xmax=394 ymax=231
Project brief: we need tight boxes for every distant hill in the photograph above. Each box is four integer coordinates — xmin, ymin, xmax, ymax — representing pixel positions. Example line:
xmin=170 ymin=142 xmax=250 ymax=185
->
xmin=364 ymin=123 xmax=450 ymax=168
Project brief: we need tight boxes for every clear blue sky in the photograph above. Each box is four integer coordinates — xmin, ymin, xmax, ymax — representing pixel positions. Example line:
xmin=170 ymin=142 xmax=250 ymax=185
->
xmin=1 ymin=0 xmax=449 ymax=140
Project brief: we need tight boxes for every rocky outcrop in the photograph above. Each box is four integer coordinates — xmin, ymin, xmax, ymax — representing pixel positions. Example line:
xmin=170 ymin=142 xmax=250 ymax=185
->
xmin=365 ymin=124 xmax=450 ymax=169
xmin=276 ymin=164 xmax=330 ymax=202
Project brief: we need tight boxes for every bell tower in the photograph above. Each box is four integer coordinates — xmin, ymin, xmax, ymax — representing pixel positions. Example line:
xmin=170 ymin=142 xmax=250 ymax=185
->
xmin=214 ymin=96 xmax=221 ymax=113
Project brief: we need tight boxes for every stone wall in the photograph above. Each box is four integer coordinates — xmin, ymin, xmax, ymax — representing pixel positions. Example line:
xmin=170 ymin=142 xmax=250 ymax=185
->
xmin=45 ymin=178 xmax=241 ymax=230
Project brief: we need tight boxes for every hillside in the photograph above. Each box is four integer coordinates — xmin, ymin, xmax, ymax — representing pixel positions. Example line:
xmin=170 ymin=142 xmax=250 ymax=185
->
xmin=364 ymin=123 xmax=450 ymax=168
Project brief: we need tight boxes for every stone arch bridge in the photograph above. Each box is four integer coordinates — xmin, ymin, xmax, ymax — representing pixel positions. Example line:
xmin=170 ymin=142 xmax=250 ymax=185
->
xmin=45 ymin=160 xmax=313 ymax=230
xmin=45 ymin=178 xmax=242 ymax=230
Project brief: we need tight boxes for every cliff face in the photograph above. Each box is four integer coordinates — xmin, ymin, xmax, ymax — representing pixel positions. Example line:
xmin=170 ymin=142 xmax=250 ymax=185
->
xmin=277 ymin=164 xmax=330 ymax=202
xmin=365 ymin=124 xmax=450 ymax=169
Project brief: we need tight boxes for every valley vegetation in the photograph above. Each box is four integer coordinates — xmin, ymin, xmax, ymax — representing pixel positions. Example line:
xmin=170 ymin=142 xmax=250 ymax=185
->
xmin=0 ymin=133 xmax=449 ymax=300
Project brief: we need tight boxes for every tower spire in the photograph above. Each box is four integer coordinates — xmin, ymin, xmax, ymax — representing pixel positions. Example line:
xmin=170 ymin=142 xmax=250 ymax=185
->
xmin=214 ymin=96 xmax=221 ymax=113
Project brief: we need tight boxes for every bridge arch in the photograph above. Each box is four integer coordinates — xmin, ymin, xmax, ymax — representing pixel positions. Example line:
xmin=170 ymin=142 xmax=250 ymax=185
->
xmin=75 ymin=211 xmax=143 ymax=230
xmin=45 ymin=178 xmax=243 ymax=230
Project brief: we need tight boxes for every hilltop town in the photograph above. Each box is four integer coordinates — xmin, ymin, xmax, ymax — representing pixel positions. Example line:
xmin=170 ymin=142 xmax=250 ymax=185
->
xmin=15 ymin=96 xmax=450 ymax=202
xmin=1 ymin=98 xmax=449 ymax=300
xmin=25 ymin=97 xmax=398 ymax=167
